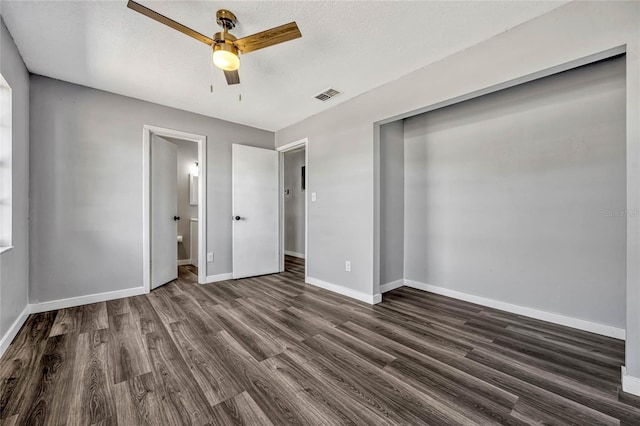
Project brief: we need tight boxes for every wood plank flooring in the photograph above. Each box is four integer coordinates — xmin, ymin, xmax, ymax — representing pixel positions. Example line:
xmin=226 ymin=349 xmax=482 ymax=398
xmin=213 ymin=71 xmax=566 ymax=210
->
xmin=2 ymin=256 xmax=640 ymax=425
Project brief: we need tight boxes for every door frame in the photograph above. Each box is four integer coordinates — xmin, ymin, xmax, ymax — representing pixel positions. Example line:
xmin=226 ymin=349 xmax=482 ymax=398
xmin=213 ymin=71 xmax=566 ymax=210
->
xmin=142 ymin=124 xmax=207 ymax=292
xmin=276 ymin=137 xmax=308 ymax=280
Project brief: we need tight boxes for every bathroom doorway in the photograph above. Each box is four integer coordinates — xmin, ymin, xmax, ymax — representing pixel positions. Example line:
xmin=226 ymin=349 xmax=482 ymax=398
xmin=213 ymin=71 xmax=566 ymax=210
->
xmin=143 ymin=125 xmax=207 ymax=291
xmin=278 ymin=138 xmax=308 ymax=279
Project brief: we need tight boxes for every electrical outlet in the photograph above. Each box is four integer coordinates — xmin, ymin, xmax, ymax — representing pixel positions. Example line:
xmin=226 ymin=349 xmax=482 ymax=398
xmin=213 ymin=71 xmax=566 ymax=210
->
xmin=345 ymin=260 xmax=351 ymax=272
xmin=207 ymin=252 xmax=214 ymax=262
xmin=311 ymin=192 xmax=317 ymax=202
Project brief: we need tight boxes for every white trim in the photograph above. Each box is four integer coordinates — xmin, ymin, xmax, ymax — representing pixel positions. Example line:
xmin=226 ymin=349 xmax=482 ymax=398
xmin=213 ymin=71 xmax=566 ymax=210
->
xmin=380 ymin=279 xmax=404 ymax=293
xmin=284 ymin=250 xmax=305 ymax=259
xmin=373 ymin=123 xmax=381 ymax=307
xmin=277 ymin=138 xmax=309 ymax=281
xmin=177 ymin=259 xmax=192 ymax=266
xmin=0 ymin=245 xmax=13 ymax=255
xmin=0 ymin=75 xmax=12 ymax=249
xmin=276 ymin=138 xmax=308 ymax=153
xmin=404 ymin=279 xmax=626 ymax=340
xmin=30 ymin=287 xmax=146 ymax=314
xmin=622 ymin=367 xmax=640 ymax=397
xmin=205 ymin=273 xmax=233 ymax=284
xmin=0 ymin=305 xmax=29 ymax=358
xmin=306 ymin=276 xmax=380 ymax=305
xmin=142 ymin=125 xmax=207 ymax=291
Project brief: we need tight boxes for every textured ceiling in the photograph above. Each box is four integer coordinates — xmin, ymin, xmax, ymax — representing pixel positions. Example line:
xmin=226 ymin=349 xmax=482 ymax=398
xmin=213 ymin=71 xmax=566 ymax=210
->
xmin=1 ymin=1 xmax=568 ymax=131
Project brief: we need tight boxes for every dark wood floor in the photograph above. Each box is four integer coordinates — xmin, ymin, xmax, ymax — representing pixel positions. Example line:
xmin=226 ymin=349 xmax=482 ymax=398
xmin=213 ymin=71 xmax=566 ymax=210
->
xmin=2 ymin=256 xmax=640 ymax=425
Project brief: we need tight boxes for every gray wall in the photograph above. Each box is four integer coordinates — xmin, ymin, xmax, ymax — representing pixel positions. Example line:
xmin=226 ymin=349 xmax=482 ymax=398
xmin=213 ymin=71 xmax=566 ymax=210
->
xmin=165 ymin=136 xmax=198 ymax=261
xmin=274 ymin=2 xmax=640 ymax=375
xmin=281 ymin=122 xmax=375 ymax=294
xmin=404 ymin=56 xmax=626 ymax=328
xmin=379 ymin=121 xmax=404 ymax=285
xmin=29 ymin=76 xmax=273 ymax=302
xmin=284 ymin=149 xmax=305 ymax=256
xmin=0 ymin=19 xmax=29 ymax=339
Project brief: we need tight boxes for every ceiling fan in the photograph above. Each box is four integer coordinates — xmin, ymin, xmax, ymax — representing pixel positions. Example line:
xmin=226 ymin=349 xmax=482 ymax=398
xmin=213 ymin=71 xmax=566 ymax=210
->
xmin=127 ymin=1 xmax=302 ymax=85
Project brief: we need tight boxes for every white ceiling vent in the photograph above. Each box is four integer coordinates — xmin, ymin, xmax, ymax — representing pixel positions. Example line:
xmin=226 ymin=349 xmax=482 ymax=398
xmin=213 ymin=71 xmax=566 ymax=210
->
xmin=314 ymin=88 xmax=341 ymax=102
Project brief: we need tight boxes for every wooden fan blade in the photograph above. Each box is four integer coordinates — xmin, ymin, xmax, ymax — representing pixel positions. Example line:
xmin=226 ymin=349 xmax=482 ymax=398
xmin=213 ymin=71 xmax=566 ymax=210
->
xmin=234 ymin=22 xmax=301 ymax=54
xmin=127 ymin=1 xmax=214 ymax=46
xmin=224 ymin=70 xmax=240 ymax=85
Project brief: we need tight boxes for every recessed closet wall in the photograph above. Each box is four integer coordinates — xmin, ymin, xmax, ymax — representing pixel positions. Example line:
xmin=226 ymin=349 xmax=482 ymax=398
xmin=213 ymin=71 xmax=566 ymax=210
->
xmin=379 ymin=121 xmax=405 ymax=286
xmin=380 ymin=55 xmax=626 ymax=328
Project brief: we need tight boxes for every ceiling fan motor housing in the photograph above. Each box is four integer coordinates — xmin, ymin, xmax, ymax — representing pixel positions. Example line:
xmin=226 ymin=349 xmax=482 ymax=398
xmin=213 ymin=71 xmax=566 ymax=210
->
xmin=213 ymin=31 xmax=239 ymax=54
xmin=213 ymin=41 xmax=239 ymax=57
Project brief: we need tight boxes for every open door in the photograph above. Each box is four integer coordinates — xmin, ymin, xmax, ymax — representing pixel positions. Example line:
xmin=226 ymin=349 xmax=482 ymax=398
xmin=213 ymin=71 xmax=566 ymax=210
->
xmin=232 ymin=144 xmax=279 ymax=278
xmin=151 ymin=136 xmax=178 ymax=289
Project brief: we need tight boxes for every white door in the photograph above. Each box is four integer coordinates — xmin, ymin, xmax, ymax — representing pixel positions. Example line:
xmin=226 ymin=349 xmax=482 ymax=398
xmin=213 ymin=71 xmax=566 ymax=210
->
xmin=151 ymin=136 xmax=178 ymax=289
xmin=232 ymin=144 xmax=279 ymax=278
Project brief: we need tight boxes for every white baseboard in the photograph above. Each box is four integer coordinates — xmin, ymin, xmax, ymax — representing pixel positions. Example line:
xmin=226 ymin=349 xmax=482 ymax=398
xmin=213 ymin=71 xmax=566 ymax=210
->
xmin=403 ymin=279 xmax=626 ymax=340
xmin=30 ymin=286 xmax=147 ymax=314
xmin=0 ymin=305 xmax=30 ymax=358
xmin=622 ymin=367 xmax=640 ymax=396
xmin=177 ymin=259 xmax=192 ymax=266
xmin=306 ymin=276 xmax=380 ymax=305
xmin=205 ymin=273 xmax=233 ymax=284
xmin=380 ymin=279 xmax=405 ymax=293
xmin=284 ymin=250 xmax=305 ymax=259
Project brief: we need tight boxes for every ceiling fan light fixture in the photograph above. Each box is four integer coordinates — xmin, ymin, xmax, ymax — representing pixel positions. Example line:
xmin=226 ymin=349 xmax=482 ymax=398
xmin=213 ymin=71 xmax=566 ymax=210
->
xmin=213 ymin=43 xmax=240 ymax=71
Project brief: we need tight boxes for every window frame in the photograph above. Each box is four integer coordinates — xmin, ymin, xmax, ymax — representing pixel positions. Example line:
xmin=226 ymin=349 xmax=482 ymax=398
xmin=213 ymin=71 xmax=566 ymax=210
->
xmin=0 ymin=73 xmax=13 ymax=253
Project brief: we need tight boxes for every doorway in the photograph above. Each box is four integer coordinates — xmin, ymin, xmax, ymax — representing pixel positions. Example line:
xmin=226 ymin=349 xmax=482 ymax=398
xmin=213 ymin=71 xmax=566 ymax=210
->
xmin=277 ymin=138 xmax=308 ymax=279
xmin=162 ymin=135 xmax=200 ymax=277
xmin=143 ymin=125 xmax=207 ymax=291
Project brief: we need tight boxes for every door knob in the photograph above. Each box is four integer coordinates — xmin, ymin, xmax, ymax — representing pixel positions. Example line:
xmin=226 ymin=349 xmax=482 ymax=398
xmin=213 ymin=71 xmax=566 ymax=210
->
xmin=173 ymin=216 xmax=181 ymax=221
xmin=234 ymin=216 xmax=241 ymax=221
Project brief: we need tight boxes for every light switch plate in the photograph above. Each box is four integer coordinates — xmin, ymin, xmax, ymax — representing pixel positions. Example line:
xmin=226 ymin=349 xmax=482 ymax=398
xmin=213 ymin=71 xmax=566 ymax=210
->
xmin=207 ymin=253 xmax=214 ymax=262
xmin=311 ymin=192 xmax=317 ymax=202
